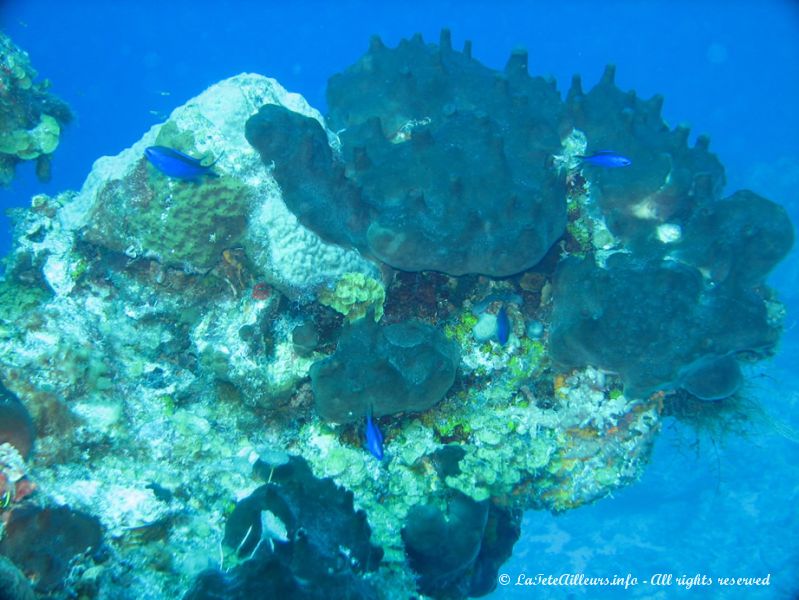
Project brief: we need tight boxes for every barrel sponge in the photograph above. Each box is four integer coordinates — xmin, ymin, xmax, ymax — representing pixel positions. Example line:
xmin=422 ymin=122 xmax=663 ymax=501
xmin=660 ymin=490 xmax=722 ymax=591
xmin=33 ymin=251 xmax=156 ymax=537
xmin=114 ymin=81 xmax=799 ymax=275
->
xmin=248 ymin=32 xmax=567 ymax=276
xmin=310 ymin=317 xmax=459 ymax=423
xmin=326 ymin=32 xmax=567 ymax=276
xmin=549 ymin=255 xmax=778 ymax=398
xmin=0 ymin=505 xmax=102 ymax=594
xmin=244 ymin=103 xmax=369 ymax=252
xmin=564 ymin=64 xmax=726 ymax=251
xmin=189 ymin=456 xmax=381 ymax=599
xmin=401 ymin=490 xmax=521 ymax=598
xmin=675 ymin=190 xmax=795 ymax=286
xmin=677 ymin=354 xmax=743 ymax=401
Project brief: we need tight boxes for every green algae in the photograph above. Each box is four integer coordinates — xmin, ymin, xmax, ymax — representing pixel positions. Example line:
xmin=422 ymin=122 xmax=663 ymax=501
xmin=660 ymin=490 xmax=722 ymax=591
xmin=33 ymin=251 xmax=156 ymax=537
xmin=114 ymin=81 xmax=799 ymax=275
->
xmin=0 ymin=278 xmax=52 ymax=325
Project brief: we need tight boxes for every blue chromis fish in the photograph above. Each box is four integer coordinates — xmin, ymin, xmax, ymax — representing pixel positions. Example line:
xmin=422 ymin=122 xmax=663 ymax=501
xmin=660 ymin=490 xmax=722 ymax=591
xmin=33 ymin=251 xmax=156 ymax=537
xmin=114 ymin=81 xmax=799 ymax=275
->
xmin=578 ymin=150 xmax=631 ymax=168
xmin=144 ymin=146 xmax=219 ymax=180
xmin=496 ymin=306 xmax=510 ymax=345
xmin=365 ymin=406 xmax=384 ymax=460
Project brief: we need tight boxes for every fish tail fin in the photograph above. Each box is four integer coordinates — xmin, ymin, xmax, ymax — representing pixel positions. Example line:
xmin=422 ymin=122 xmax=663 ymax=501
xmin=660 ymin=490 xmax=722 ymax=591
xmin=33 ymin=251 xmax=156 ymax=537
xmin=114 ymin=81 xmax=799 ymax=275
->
xmin=204 ymin=151 xmax=225 ymax=178
xmin=209 ymin=150 xmax=226 ymax=167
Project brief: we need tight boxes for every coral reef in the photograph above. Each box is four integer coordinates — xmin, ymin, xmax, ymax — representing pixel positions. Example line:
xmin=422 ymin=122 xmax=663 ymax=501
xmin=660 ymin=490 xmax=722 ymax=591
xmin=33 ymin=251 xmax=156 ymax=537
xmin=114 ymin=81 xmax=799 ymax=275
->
xmin=0 ymin=32 xmax=71 ymax=186
xmin=0 ymin=29 xmax=793 ymax=600
xmin=57 ymin=73 xmax=379 ymax=296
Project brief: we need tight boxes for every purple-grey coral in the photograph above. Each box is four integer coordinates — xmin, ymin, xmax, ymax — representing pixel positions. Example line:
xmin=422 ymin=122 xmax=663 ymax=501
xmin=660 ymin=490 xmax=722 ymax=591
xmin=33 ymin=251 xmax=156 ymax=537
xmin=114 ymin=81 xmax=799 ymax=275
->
xmin=185 ymin=456 xmax=382 ymax=600
xmin=248 ymin=30 xmax=568 ymax=276
xmin=310 ymin=316 xmax=460 ymax=423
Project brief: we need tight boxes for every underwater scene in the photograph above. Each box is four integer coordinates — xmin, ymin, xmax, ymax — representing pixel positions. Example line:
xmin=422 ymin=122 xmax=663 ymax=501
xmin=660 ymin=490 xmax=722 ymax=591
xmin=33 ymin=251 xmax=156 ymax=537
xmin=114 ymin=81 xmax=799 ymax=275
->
xmin=0 ymin=1 xmax=798 ymax=599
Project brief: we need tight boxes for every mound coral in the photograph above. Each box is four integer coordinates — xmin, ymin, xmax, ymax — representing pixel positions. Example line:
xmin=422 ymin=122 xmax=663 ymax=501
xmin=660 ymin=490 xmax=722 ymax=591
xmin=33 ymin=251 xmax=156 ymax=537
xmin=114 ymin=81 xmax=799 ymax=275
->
xmin=84 ymin=164 xmax=252 ymax=272
xmin=310 ymin=316 xmax=460 ymax=423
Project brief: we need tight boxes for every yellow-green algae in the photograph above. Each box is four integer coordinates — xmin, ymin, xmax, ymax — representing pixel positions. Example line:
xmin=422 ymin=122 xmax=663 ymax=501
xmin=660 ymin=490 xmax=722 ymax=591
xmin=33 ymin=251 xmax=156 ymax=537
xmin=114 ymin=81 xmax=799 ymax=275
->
xmin=317 ymin=272 xmax=386 ymax=322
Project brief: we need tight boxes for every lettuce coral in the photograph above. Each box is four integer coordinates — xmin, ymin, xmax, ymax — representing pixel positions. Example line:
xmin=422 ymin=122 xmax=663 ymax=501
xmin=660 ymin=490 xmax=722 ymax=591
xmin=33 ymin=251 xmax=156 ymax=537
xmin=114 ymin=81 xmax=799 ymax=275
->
xmin=0 ymin=32 xmax=71 ymax=186
xmin=317 ymin=272 xmax=385 ymax=322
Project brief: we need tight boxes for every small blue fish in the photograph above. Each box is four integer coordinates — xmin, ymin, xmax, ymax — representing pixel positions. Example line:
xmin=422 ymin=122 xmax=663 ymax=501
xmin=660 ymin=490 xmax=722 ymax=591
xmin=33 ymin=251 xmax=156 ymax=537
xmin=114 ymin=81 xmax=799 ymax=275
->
xmin=365 ymin=406 xmax=384 ymax=460
xmin=496 ymin=306 xmax=510 ymax=345
xmin=144 ymin=146 xmax=219 ymax=180
xmin=578 ymin=150 xmax=631 ymax=168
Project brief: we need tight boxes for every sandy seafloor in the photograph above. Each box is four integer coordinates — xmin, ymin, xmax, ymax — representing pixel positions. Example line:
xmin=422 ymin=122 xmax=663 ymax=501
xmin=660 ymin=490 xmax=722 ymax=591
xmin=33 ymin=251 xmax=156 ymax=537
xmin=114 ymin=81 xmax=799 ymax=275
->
xmin=2 ymin=1 xmax=799 ymax=598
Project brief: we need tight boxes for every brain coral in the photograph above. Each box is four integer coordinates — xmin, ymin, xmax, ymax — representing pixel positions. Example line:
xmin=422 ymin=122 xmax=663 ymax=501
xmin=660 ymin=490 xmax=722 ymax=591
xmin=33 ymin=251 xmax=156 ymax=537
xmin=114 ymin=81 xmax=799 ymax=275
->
xmin=84 ymin=162 xmax=251 ymax=272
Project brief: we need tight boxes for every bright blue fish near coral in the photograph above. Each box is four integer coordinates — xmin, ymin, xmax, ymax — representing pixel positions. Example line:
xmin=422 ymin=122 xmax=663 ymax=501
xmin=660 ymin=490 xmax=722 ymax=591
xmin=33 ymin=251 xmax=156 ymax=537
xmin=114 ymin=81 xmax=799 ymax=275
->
xmin=144 ymin=145 xmax=219 ymax=180
xmin=578 ymin=150 xmax=631 ymax=168
xmin=496 ymin=306 xmax=510 ymax=345
xmin=365 ymin=406 xmax=384 ymax=460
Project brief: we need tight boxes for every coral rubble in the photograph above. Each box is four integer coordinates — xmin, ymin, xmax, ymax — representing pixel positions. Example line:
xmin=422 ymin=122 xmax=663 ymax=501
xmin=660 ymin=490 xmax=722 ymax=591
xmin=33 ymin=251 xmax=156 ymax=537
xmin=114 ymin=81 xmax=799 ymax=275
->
xmin=0 ymin=29 xmax=793 ymax=600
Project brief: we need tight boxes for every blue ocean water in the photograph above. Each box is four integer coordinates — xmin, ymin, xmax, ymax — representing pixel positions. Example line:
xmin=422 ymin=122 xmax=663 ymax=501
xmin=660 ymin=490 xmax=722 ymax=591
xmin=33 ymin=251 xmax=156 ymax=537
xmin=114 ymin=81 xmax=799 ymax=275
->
xmin=1 ymin=1 xmax=798 ymax=598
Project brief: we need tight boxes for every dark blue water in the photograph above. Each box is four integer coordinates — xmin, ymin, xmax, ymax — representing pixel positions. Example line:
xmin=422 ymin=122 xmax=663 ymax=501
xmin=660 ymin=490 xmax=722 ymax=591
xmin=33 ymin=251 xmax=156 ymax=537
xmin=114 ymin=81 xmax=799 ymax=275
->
xmin=2 ymin=1 xmax=798 ymax=598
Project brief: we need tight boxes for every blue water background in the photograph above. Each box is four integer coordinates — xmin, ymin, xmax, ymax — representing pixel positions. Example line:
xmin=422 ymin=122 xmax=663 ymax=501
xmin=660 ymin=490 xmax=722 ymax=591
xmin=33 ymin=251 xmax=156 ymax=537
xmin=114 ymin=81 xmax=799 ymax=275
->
xmin=1 ymin=1 xmax=798 ymax=597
